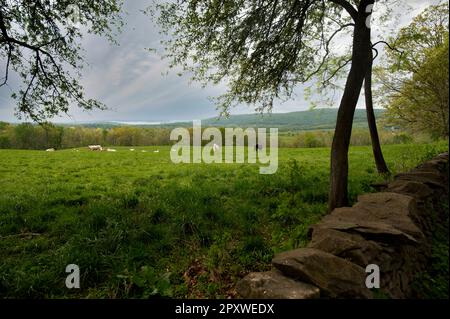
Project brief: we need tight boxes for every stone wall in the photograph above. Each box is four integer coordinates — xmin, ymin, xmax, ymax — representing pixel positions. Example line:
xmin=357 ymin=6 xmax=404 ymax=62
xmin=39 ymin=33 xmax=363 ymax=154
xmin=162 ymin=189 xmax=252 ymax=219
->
xmin=237 ymin=153 xmax=449 ymax=299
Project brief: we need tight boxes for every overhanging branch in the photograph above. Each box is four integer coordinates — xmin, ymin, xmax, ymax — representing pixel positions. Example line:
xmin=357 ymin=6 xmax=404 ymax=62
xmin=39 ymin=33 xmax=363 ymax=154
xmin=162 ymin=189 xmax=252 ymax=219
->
xmin=304 ymin=22 xmax=354 ymax=82
xmin=328 ymin=0 xmax=358 ymax=21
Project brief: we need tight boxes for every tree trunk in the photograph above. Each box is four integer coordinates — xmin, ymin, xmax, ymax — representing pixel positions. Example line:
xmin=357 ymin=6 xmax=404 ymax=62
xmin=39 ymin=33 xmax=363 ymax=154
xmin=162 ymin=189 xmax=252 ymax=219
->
xmin=328 ymin=10 xmax=372 ymax=212
xmin=365 ymin=59 xmax=390 ymax=174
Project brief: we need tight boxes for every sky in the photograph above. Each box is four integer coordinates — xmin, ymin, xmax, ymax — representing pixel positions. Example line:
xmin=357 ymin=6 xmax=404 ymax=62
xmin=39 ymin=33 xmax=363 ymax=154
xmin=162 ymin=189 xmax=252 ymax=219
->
xmin=0 ymin=0 xmax=438 ymax=123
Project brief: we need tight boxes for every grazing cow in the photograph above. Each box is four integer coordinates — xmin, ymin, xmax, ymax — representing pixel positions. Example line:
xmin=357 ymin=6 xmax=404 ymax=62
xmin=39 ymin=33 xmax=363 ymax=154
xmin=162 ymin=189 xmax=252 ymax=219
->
xmin=46 ymin=148 xmax=55 ymax=152
xmin=107 ymin=148 xmax=117 ymax=152
xmin=130 ymin=148 xmax=135 ymax=151
xmin=88 ymin=145 xmax=103 ymax=151
xmin=154 ymin=150 xmax=160 ymax=153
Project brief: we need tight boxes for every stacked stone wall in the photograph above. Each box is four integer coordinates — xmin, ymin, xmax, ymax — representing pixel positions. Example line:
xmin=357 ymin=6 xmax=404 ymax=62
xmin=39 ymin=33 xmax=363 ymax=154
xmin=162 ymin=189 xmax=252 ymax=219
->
xmin=237 ymin=153 xmax=449 ymax=299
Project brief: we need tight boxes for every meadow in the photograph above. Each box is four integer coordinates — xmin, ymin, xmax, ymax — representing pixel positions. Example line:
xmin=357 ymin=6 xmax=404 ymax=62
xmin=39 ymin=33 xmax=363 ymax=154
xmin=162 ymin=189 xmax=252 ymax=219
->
xmin=0 ymin=141 xmax=448 ymax=298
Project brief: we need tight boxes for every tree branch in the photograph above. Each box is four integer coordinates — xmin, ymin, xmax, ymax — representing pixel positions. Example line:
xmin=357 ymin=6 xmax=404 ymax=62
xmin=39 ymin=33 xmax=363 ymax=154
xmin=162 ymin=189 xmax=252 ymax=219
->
xmin=328 ymin=0 xmax=358 ymax=21
xmin=372 ymin=46 xmax=379 ymax=61
xmin=305 ymin=23 xmax=354 ymax=81
xmin=372 ymin=40 xmax=403 ymax=54
xmin=322 ymin=57 xmax=352 ymax=85
xmin=0 ymin=44 xmax=11 ymax=87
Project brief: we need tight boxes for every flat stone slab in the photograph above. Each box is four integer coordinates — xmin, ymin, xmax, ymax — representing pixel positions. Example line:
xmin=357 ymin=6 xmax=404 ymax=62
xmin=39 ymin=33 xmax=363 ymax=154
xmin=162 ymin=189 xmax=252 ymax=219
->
xmin=387 ymin=180 xmax=433 ymax=200
xmin=272 ymin=248 xmax=372 ymax=299
xmin=236 ymin=271 xmax=320 ymax=299
xmin=395 ymin=171 xmax=447 ymax=189
xmin=316 ymin=209 xmax=421 ymax=245
xmin=308 ymin=227 xmax=387 ymax=267
xmin=314 ymin=193 xmax=424 ymax=243
xmin=355 ymin=192 xmax=423 ymax=238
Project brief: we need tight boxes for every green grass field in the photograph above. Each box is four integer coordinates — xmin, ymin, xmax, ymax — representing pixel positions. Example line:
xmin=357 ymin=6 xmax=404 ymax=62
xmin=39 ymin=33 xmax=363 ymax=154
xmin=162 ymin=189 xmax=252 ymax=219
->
xmin=0 ymin=142 xmax=448 ymax=298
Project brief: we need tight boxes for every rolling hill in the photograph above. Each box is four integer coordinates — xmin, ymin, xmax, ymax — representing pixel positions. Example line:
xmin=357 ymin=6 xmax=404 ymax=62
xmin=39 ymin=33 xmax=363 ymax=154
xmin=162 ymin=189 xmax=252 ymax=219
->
xmin=200 ymin=108 xmax=385 ymax=131
xmin=69 ymin=108 xmax=385 ymax=132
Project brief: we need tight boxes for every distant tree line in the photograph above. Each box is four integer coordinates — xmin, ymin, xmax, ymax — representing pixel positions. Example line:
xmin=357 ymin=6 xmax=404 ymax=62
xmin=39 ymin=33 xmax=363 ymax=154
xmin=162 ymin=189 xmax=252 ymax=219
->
xmin=0 ymin=122 xmax=172 ymax=150
xmin=0 ymin=124 xmax=269 ymax=149
xmin=1 ymin=121 xmax=436 ymax=150
xmin=279 ymin=128 xmax=422 ymax=148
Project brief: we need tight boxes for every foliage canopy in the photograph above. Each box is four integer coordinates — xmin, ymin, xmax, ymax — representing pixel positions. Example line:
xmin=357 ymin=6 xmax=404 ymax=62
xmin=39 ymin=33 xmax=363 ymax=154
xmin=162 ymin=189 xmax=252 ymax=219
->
xmin=150 ymin=0 xmax=365 ymax=116
xmin=0 ymin=0 xmax=123 ymax=121
xmin=376 ymin=2 xmax=449 ymax=138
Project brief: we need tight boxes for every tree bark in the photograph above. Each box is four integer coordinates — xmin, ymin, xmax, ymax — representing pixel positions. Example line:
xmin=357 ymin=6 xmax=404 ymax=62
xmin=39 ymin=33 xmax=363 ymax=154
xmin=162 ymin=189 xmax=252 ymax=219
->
xmin=328 ymin=5 xmax=372 ymax=212
xmin=365 ymin=59 xmax=390 ymax=174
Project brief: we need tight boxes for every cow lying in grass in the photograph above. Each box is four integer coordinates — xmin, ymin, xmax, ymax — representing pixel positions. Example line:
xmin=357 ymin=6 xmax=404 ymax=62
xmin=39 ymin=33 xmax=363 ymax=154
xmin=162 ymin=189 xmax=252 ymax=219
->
xmin=88 ymin=145 xmax=103 ymax=151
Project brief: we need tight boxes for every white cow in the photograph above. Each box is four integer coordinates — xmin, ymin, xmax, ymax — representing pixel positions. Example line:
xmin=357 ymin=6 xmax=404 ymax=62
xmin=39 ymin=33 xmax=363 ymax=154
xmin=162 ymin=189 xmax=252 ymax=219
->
xmin=46 ymin=148 xmax=55 ymax=152
xmin=88 ymin=145 xmax=103 ymax=151
xmin=212 ymin=143 xmax=220 ymax=153
xmin=154 ymin=150 xmax=160 ymax=153
xmin=107 ymin=148 xmax=117 ymax=152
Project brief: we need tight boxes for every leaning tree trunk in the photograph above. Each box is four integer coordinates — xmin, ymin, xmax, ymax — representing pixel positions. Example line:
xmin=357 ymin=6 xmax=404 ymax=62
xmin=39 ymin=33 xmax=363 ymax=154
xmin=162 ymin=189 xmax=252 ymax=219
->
xmin=328 ymin=9 xmax=372 ymax=212
xmin=365 ymin=58 xmax=390 ymax=174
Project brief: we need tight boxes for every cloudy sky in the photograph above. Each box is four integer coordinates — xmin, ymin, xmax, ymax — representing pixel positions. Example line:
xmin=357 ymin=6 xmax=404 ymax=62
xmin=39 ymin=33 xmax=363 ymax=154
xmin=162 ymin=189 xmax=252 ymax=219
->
xmin=0 ymin=0 xmax=438 ymax=123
